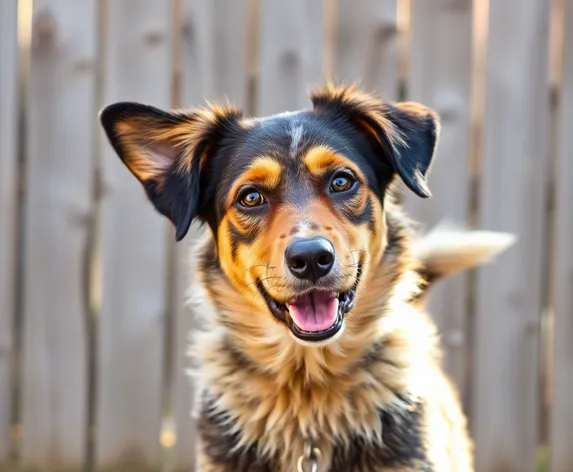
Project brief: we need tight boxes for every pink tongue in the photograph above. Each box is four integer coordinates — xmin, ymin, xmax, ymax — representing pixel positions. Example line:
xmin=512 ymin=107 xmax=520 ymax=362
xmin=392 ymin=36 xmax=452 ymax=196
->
xmin=288 ymin=291 xmax=339 ymax=332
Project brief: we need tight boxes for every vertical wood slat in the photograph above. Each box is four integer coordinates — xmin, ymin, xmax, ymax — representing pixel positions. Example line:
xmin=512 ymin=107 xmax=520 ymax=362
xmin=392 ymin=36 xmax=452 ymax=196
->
xmin=0 ymin=0 xmax=18 ymax=462
xmin=404 ymin=0 xmax=473 ymax=402
xmin=333 ymin=0 xmax=398 ymax=101
xmin=97 ymin=0 xmax=173 ymax=468
xmin=171 ymin=2 xmax=249 ymax=469
xmin=21 ymin=0 xmax=95 ymax=466
xmin=472 ymin=1 xmax=551 ymax=471
xmin=550 ymin=1 xmax=573 ymax=470
xmin=258 ymin=0 xmax=324 ymax=116
xmin=179 ymin=0 xmax=248 ymax=107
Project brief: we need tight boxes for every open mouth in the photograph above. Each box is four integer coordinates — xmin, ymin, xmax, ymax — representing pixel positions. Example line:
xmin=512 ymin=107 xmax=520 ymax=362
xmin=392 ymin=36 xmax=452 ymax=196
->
xmin=256 ymin=267 xmax=361 ymax=342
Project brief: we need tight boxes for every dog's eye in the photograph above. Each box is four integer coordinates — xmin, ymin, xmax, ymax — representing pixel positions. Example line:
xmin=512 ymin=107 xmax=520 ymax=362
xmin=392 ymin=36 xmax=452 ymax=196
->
xmin=330 ymin=173 xmax=355 ymax=193
xmin=239 ymin=189 xmax=266 ymax=208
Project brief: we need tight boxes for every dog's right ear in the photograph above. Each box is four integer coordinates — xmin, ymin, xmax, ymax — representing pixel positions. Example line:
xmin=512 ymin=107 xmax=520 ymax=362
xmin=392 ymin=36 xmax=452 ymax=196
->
xmin=310 ymin=83 xmax=440 ymax=198
xmin=100 ymin=102 xmax=242 ymax=241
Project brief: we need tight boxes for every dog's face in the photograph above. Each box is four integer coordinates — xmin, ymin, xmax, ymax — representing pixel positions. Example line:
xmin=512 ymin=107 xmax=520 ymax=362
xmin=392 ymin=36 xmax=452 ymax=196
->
xmin=100 ymin=85 xmax=439 ymax=345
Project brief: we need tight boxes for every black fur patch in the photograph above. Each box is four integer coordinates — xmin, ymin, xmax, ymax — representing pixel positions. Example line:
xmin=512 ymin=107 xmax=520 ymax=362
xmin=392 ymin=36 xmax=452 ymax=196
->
xmin=197 ymin=238 xmax=224 ymax=298
xmin=330 ymin=399 xmax=431 ymax=471
xmin=384 ymin=104 xmax=437 ymax=199
xmin=228 ymin=222 xmax=257 ymax=260
xmin=382 ymin=211 xmax=408 ymax=261
xmin=198 ymin=238 xmax=220 ymax=272
xmin=346 ymin=196 xmax=374 ymax=229
xmin=355 ymin=340 xmax=389 ymax=369
xmin=198 ymin=393 xmax=276 ymax=472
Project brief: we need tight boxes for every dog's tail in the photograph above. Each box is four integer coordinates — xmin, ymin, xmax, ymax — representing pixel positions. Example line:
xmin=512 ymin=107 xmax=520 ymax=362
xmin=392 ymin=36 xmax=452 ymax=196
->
xmin=412 ymin=222 xmax=516 ymax=298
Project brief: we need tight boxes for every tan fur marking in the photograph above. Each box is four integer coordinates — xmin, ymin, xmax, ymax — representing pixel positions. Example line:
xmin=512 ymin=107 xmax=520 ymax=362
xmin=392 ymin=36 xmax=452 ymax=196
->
xmin=226 ymin=157 xmax=282 ymax=208
xmin=113 ymin=121 xmax=173 ymax=182
xmin=304 ymin=145 xmax=364 ymax=180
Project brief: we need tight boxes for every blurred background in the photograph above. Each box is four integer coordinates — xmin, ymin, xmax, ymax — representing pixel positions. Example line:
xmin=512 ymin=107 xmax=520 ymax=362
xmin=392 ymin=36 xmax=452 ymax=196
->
xmin=0 ymin=0 xmax=571 ymax=471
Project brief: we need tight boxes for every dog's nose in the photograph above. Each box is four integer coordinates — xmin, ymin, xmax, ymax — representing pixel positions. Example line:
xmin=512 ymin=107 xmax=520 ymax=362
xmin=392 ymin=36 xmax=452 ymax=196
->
xmin=285 ymin=237 xmax=335 ymax=281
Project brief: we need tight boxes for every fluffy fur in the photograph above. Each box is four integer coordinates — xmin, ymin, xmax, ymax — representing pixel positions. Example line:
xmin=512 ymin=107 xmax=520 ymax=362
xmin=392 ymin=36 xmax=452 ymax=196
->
xmin=100 ymin=84 xmax=513 ymax=471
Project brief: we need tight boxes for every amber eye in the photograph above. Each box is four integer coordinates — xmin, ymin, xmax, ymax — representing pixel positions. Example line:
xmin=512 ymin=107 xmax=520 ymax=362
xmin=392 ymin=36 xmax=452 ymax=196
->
xmin=330 ymin=173 xmax=355 ymax=193
xmin=239 ymin=189 xmax=266 ymax=208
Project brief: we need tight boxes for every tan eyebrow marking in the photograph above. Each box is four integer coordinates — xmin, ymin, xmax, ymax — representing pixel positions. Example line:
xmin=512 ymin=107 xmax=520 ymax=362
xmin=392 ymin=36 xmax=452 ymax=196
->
xmin=226 ymin=157 xmax=282 ymax=207
xmin=304 ymin=145 xmax=364 ymax=180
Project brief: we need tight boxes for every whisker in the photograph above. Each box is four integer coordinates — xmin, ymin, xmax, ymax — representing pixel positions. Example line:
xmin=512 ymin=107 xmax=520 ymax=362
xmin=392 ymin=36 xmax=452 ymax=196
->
xmin=343 ymin=262 xmax=361 ymax=268
xmin=240 ymin=264 xmax=277 ymax=281
xmin=246 ymin=276 xmax=280 ymax=288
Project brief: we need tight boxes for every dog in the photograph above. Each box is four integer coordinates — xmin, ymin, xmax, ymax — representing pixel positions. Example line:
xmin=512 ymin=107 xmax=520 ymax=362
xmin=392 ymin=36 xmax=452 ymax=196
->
xmin=100 ymin=84 xmax=514 ymax=471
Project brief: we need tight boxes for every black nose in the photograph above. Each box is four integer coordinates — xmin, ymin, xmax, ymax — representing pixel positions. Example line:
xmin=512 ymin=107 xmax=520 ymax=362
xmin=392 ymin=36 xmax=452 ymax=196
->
xmin=285 ymin=237 xmax=335 ymax=281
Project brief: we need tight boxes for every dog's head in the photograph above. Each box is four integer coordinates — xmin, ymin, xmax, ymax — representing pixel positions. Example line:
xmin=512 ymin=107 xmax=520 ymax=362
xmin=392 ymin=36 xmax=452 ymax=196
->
xmin=100 ymin=84 xmax=439 ymax=345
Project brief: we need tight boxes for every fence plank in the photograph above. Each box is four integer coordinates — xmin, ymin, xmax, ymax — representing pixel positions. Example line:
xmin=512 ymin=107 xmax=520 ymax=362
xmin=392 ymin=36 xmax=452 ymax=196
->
xmin=404 ymin=0 xmax=473 ymax=403
xmin=333 ymin=0 xmax=398 ymax=100
xmin=170 ymin=2 xmax=249 ymax=469
xmin=21 ymin=0 xmax=95 ymax=466
xmin=258 ymin=0 xmax=324 ymax=115
xmin=97 ymin=0 xmax=173 ymax=468
xmin=472 ymin=1 xmax=550 ymax=471
xmin=550 ymin=2 xmax=573 ymax=470
xmin=0 ymin=0 xmax=18 ymax=462
xmin=179 ymin=0 xmax=248 ymax=108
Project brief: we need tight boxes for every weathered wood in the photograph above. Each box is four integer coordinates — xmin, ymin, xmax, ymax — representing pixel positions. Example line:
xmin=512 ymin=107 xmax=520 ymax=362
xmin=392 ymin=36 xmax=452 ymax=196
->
xmin=550 ymin=2 xmax=573 ymax=471
xmin=97 ymin=0 xmax=173 ymax=468
xmin=179 ymin=0 xmax=248 ymax=108
xmin=0 ymin=0 xmax=18 ymax=462
xmin=333 ymin=0 xmax=398 ymax=100
xmin=258 ymin=0 xmax=324 ymax=115
xmin=404 ymin=0 xmax=473 ymax=404
xmin=21 ymin=0 xmax=95 ymax=466
xmin=170 ymin=3 xmax=248 ymax=469
xmin=472 ymin=1 xmax=550 ymax=471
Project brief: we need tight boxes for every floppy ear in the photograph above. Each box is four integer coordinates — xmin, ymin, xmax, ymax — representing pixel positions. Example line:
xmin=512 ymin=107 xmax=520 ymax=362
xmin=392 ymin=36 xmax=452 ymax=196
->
xmin=310 ymin=84 xmax=440 ymax=198
xmin=99 ymin=102 xmax=241 ymax=240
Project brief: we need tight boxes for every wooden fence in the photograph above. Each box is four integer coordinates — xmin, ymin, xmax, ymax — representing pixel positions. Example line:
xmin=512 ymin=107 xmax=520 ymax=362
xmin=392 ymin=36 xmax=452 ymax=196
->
xmin=0 ymin=0 xmax=571 ymax=471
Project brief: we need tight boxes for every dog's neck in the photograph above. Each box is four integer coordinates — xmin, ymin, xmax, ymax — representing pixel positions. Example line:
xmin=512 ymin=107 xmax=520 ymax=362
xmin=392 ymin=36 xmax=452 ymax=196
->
xmin=187 ymin=210 xmax=440 ymax=463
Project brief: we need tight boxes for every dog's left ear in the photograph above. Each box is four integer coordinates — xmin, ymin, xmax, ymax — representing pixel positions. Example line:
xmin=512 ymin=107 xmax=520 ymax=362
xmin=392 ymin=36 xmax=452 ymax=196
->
xmin=310 ymin=84 xmax=440 ymax=198
xmin=100 ymin=102 xmax=242 ymax=240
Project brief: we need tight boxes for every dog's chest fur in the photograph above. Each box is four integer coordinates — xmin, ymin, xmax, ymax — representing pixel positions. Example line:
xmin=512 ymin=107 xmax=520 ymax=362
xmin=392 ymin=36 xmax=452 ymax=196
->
xmin=193 ymin=325 xmax=436 ymax=472
xmin=198 ymin=392 xmax=432 ymax=472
